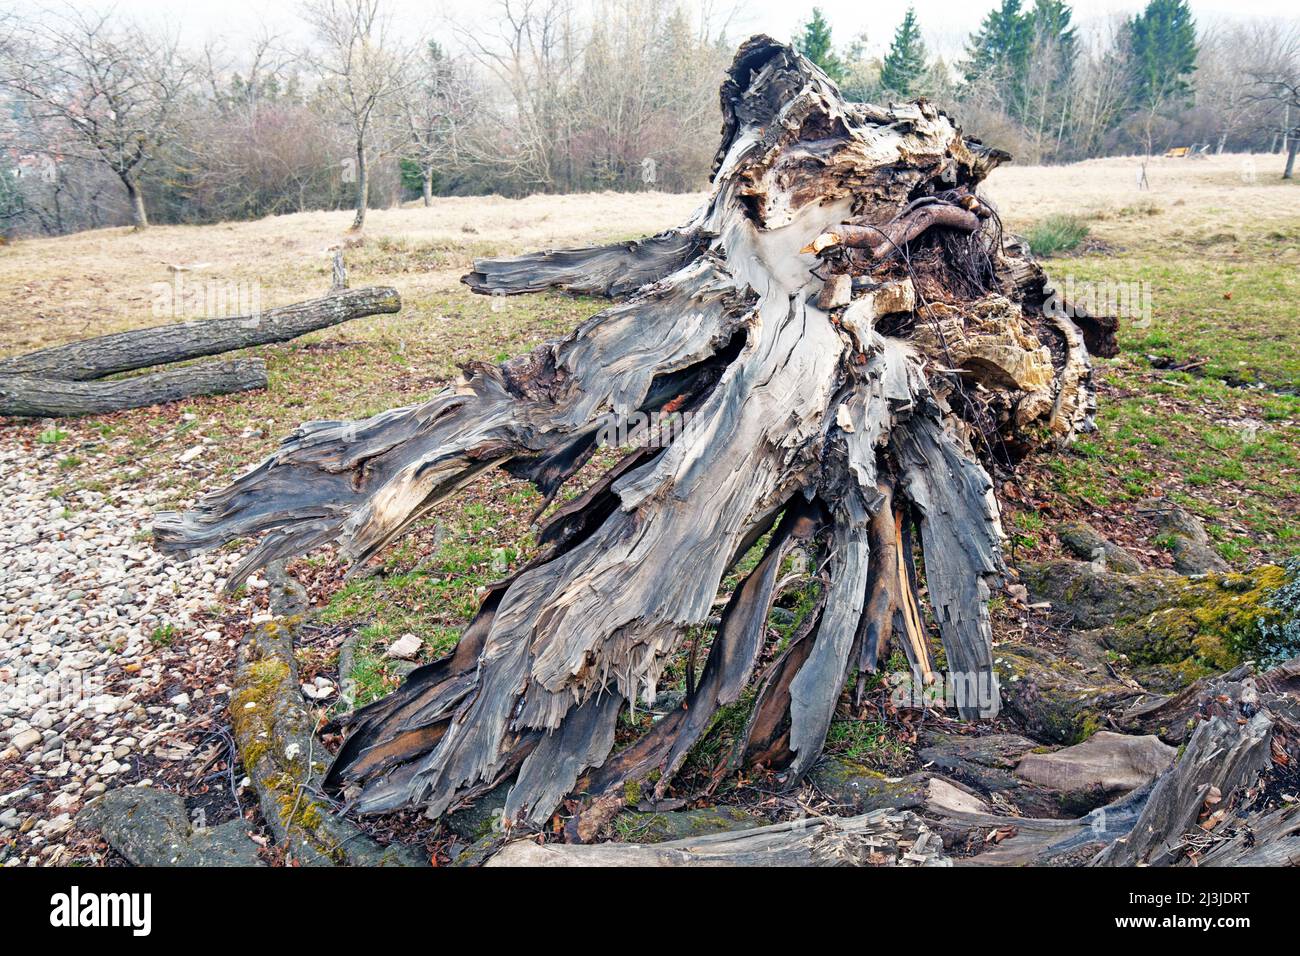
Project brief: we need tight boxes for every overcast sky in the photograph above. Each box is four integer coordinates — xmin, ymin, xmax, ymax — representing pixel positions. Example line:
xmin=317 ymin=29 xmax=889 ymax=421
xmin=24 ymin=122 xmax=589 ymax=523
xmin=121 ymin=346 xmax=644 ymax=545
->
xmin=33 ymin=0 xmax=1300 ymax=61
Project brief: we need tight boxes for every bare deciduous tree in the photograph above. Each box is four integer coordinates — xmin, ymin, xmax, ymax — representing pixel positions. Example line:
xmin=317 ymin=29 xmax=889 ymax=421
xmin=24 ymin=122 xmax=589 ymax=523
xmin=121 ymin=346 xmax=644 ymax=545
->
xmin=304 ymin=0 xmax=411 ymax=230
xmin=1246 ymin=24 xmax=1300 ymax=179
xmin=454 ymin=0 xmax=583 ymax=193
xmin=0 ymin=6 xmax=190 ymax=229
xmin=399 ymin=41 xmax=477 ymax=205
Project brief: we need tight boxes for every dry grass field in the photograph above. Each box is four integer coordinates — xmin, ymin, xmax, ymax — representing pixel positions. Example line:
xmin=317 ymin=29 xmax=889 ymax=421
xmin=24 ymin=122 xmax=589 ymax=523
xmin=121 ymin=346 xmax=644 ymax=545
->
xmin=2 ymin=153 xmax=1298 ymax=705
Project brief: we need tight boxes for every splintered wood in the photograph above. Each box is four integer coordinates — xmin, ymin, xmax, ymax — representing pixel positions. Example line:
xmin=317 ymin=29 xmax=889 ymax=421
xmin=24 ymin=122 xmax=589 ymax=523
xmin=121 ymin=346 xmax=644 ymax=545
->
xmin=155 ymin=35 xmax=1114 ymax=837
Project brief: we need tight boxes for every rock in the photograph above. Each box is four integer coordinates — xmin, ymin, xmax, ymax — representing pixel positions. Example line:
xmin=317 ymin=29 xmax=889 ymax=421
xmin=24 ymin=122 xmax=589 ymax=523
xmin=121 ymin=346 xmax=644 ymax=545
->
xmin=612 ymin=806 xmax=761 ymax=844
xmin=808 ymin=758 xmax=929 ymax=812
xmin=1099 ymin=564 xmax=1293 ymax=680
xmin=10 ymin=727 xmax=41 ymax=753
xmin=917 ymin=731 xmax=1073 ymax=818
xmin=1015 ymin=731 xmax=1175 ymax=796
xmin=452 ymin=831 xmax=507 ymax=867
xmin=40 ymin=813 xmax=73 ymax=837
xmin=444 ymin=779 xmax=512 ymax=842
xmin=995 ymin=642 xmax=1145 ymax=745
xmin=385 ymin=632 xmax=422 ymax=661
xmin=1056 ymin=521 xmax=1142 ymax=574
xmin=168 ymin=692 xmax=190 ymax=711
xmin=78 ymin=786 xmax=265 ymax=866
xmin=917 ymin=732 xmax=1038 ymax=792
xmin=1141 ymin=498 xmax=1229 ymax=575
xmin=1021 ymin=559 xmax=1180 ymax=630
xmin=926 ymin=777 xmax=989 ymax=815
xmin=301 ymin=682 xmax=334 ymax=700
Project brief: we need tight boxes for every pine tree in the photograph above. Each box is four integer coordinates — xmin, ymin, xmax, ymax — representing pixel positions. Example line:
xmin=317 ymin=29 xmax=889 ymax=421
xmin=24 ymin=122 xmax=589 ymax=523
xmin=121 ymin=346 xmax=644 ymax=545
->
xmin=1028 ymin=0 xmax=1076 ymax=70
xmin=879 ymin=7 xmax=928 ymax=98
xmin=963 ymin=0 xmax=1031 ymax=90
xmin=795 ymin=8 xmax=845 ymax=82
xmin=964 ymin=0 xmax=1081 ymax=127
xmin=1127 ymin=0 xmax=1198 ymax=111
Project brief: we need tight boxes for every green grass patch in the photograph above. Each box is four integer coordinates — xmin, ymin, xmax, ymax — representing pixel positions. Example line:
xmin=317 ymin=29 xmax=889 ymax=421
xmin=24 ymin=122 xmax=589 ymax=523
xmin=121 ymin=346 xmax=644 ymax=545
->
xmin=1026 ymin=214 xmax=1090 ymax=256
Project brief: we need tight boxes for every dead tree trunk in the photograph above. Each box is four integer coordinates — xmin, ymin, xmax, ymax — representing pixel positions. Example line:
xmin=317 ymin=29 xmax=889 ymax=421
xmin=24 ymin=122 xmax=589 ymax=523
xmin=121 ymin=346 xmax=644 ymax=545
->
xmin=486 ymin=809 xmax=949 ymax=867
xmin=0 ymin=287 xmax=400 ymax=381
xmin=155 ymin=37 xmax=1115 ymax=837
xmin=0 ymin=360 xmax=267 ymax=417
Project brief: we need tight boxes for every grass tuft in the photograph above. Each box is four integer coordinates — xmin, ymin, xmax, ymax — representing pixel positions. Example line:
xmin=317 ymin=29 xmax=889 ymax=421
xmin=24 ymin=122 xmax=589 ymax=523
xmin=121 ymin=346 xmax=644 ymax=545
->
xmin=1026 ymin=213 xmax=1090 ymax=256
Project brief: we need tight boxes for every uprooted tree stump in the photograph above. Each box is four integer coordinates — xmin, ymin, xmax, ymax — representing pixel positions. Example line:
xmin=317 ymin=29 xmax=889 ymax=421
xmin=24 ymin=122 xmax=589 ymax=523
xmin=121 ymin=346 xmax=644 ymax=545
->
xmin=155 ymin=37 xmax=1117 ymax=840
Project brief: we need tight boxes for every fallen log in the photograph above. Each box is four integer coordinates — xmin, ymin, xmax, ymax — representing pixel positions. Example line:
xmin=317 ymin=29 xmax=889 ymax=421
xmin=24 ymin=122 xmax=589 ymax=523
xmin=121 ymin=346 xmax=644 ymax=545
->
xmin=0 ymin=286 xmax=400 ymax=381
xmin=0 ymin=359 xmax=266 ymax=417
xmin=227 ymin=563 xmax=426 ymax=866
xmin=485 ymin=809 xmax=950 ymax=867
xmin=156 ymin=36 xmax=1116 ymax=835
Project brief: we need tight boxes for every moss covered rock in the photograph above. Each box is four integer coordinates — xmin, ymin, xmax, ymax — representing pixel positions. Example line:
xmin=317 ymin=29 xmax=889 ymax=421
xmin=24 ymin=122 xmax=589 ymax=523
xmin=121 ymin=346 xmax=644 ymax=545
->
xmin=807 ymin=759 xmax=929 ymax=812
xmin=1022 ymin=560 xmax=1181 ymax=630
xmin=1023 ymin=558 xmax=1297 ymax=685
xmin=1056 ymin=521 xmax=1143 ymax=574
xmin=1105 ymin=565 xmax=1292 ymax=673
xmin=995 ymin=641 xmax=1143 ymax=745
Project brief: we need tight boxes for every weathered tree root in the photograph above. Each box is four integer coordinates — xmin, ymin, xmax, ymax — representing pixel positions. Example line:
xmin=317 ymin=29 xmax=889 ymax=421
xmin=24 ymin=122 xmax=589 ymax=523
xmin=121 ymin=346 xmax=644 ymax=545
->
xmin=229 ymin=564 xmax=426 ymax=866
xmin=1093 ymin=656 xmax=1300 ymax=866
xmin=156 ymin=37 xmax=1115 ymax=837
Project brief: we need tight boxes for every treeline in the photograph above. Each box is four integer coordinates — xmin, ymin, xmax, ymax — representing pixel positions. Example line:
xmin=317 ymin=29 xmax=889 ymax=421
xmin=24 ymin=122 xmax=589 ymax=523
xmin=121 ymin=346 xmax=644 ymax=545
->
xmin=0 ymin=0 xmax=1297 ymax=239
xmin=801 ymin=0 xmax=1300 ymax=167
xmin=0 ymin=0 xmax=729 ymax=236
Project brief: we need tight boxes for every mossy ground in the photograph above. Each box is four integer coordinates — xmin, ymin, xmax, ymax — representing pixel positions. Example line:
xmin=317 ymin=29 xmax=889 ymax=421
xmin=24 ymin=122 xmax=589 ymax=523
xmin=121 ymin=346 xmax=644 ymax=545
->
xmin=1006 ymin=226 xmax=1300 ymax=567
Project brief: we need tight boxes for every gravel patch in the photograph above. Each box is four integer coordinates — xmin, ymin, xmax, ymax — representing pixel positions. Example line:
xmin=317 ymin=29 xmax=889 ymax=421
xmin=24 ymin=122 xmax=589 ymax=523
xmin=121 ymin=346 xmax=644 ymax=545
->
xmin=0 ymin=424 xmax=259 ymax=865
